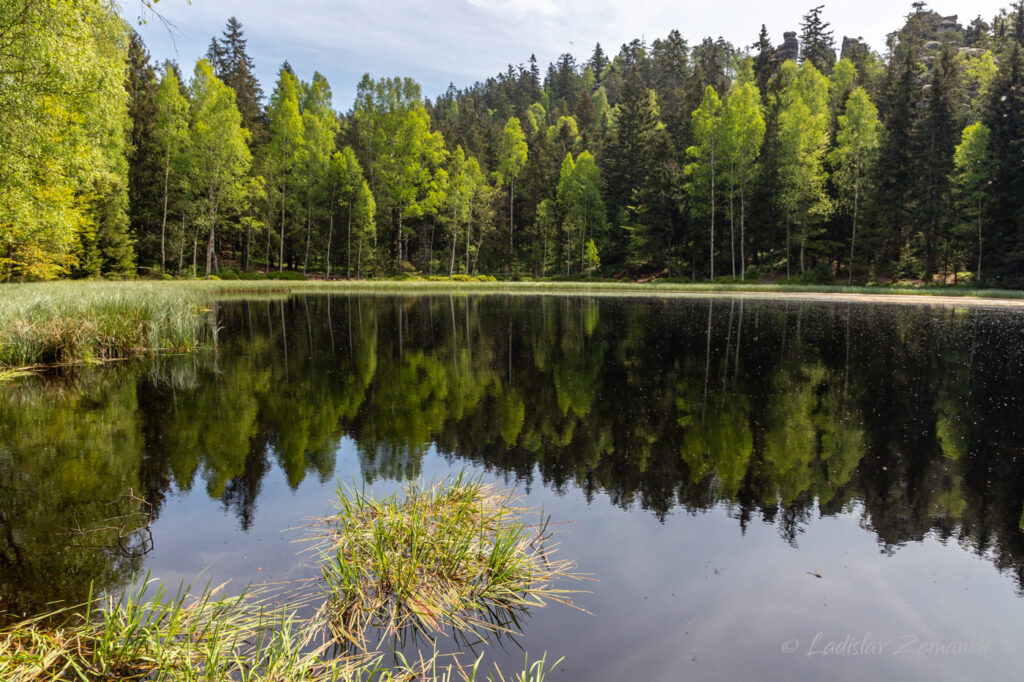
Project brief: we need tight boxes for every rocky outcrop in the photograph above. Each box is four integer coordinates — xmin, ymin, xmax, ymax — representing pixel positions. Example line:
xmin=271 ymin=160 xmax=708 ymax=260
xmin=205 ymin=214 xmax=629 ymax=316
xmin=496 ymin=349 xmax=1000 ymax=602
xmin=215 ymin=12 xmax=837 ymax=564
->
xmin=841 ymin=36 xmax=869 ymax=62
xmin=776 ymin=31 xmax=799 ymax=63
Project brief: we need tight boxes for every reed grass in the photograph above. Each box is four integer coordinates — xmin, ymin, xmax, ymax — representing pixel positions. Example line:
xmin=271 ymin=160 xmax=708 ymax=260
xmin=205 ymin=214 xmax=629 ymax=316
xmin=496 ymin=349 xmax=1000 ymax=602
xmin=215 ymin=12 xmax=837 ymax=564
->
xmin=0 ymin=478 xmax=576 ymax=681
xmin=0 ymin=282 xmax=215 ymax=370
xmin=307 ymin=476 xmax=580 ymax=649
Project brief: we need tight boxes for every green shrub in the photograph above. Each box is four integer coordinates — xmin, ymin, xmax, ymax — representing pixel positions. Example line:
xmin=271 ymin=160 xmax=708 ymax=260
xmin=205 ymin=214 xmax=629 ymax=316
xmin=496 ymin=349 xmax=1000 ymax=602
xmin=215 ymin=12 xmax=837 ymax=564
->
xmin=803 ymin=261 xmax=835 ymax=284
xmin=744 ymin=265 xmax=762 ymax=281
xmin=267 ymin=270 xmax=306 ymax=281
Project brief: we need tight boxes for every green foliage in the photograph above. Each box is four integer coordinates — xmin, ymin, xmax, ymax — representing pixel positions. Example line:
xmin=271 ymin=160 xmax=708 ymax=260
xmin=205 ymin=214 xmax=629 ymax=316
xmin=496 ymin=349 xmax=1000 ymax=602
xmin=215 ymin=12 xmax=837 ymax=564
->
xmin=0 ymin=0 xmax=130 ymax=281
xmin=777 ymin=60 xmax=833 ymax=277
xmin=829 ymin=87 xmax=881 ymax=282
xmin=189 ymin=59 xmax=252 ymax=277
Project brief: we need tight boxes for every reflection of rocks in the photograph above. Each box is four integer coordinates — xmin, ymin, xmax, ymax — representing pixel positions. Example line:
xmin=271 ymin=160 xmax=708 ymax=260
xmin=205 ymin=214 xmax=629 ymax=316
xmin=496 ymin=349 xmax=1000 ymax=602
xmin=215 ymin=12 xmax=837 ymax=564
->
xmin=776 ymin=31 xmax=799 ymax=63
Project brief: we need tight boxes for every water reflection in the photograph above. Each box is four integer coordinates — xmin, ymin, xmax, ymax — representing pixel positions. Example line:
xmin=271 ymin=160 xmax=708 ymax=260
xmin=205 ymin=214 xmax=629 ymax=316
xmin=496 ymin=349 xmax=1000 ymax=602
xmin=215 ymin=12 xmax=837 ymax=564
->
xmin=3 ymin=295 xmax=1024 ymax=617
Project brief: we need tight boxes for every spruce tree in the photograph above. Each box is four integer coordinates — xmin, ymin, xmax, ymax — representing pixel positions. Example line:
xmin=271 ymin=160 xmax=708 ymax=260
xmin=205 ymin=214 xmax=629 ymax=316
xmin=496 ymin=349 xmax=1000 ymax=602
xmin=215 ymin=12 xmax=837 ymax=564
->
xmin=799 ymin=5 xmax=837 ymax=75
xmin=982 ymin=3 xmax=1024 ymax=281
xmin=125 ymin=30 xmax=163 ymax=272
xmin=209 ymin=18 xmax=265 ymax=143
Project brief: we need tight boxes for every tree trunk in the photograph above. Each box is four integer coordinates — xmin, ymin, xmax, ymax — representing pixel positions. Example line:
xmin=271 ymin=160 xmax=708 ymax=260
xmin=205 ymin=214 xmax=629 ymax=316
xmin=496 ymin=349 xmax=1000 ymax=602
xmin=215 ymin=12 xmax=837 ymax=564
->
xmin=449 ymin=207 xmax=458 ymax=277
xmin=303 ymin=197 xmax=312 ymax=275
xmin=347 ymin=206 xmax=353 ymax=278
xmin=977 ymin=197 xmax=983 ymax=284
xmin=205 ymin=192 xmax=219 ymax=278
xmin=326 ymin=210 xmax=334 ymax=279
xmin=739 ymin=174 xmax=746 ymax=281
xmin=192 ymin=220 xmax=200 ymax=277
xmin=160 ymin=151 xmax=171 ymax=273
xmin=244 ymin=221 xmax=251 ymax=272
xmin=710 ymin=146 xmax=716 ymax=281
xmin=509 ymin=176 xmax=515 ymax=256
xmin=178 ymin=215 xmax=186 ymax=273
xmin=279 ymin=183 xmax=286 ymax=273
xmin=849 ymin=184 xmax=859 ymax=285
xmin=729 ymin=173 xmax=735 ymax=279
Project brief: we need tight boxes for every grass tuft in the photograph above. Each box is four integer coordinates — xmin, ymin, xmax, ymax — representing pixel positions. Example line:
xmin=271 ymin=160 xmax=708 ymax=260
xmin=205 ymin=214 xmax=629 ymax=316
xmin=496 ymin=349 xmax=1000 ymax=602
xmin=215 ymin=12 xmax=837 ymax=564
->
xmin=0 ymin=479 xmax=579 ymax=680
xmin=308 ymin=475 xmax=581 ymax=650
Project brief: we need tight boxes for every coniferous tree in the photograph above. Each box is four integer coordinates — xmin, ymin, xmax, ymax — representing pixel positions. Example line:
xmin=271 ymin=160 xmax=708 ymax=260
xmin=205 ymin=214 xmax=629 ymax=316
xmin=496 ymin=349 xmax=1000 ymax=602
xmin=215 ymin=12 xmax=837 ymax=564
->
xmin=982 ymin=2 xmax=1024 ymax=281
xmin=604 ymin=70 xmax=661 ymax=261
xmin=799 ymin=5 xmax=837 ymax=75
xmin=125 ymin=30 xmax=162 ymax=272
xmin=752 ymin=25 xmax=777 ymax=100
xmin=213 ymin=18 xmax=265 ymax=140
xmin=917 ymin=42 xmax=961 ymax=279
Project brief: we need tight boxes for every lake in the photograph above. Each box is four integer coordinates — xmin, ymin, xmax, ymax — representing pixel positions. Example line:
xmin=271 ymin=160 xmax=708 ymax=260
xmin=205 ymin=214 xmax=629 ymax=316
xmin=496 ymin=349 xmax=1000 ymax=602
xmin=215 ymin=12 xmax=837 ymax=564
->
xmin=3 ymin=293 xmax=1024 ymax=681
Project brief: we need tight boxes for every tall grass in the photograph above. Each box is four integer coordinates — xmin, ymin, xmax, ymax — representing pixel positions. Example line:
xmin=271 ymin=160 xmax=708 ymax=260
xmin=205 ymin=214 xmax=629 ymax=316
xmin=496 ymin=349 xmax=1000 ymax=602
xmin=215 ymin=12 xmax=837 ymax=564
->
xmin=0 ymin=478 xmax=576 ymax=681
xmin=0 ymin=282 xmax=215 ymax=369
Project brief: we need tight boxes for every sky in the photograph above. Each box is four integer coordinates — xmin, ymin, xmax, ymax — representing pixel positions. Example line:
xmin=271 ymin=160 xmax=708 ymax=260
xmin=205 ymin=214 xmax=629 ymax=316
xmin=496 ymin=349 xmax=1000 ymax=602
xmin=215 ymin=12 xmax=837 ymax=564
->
xmin=133 ymin=0 xmax=1012 ymax=112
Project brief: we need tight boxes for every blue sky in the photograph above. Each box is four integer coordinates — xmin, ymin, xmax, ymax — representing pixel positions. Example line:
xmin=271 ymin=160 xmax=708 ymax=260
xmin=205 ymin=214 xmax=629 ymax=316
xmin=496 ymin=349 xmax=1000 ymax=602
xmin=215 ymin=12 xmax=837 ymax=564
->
xmin=134 ymin=0 xmax=1010 ymax=112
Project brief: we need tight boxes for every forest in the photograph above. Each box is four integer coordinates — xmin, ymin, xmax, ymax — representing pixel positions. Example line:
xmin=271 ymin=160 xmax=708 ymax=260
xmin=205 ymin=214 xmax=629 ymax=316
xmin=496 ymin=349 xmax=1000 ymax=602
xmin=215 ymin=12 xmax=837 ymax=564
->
xmin=3 ymin=1 xmax=1024 ymax=285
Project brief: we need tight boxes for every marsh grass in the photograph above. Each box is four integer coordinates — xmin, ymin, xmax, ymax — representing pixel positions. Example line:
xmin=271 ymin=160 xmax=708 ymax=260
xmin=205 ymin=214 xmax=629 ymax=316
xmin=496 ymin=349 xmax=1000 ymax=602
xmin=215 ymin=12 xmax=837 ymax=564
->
xmin=306 ymin=476 xmax=581 ymax=650
xmin=0 ymin=577 xmax=366 ymax=681
xmin=0 ymin=479 xmax=575 ymax=681
xmin=0 ymin=282 xmax=215 ymax=370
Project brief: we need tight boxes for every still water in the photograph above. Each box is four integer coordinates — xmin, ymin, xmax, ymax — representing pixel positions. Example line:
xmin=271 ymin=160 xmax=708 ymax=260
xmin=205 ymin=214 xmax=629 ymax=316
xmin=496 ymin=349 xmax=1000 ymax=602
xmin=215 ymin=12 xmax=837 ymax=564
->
xmin=3 ymin=294 xmax=1024 ymax=680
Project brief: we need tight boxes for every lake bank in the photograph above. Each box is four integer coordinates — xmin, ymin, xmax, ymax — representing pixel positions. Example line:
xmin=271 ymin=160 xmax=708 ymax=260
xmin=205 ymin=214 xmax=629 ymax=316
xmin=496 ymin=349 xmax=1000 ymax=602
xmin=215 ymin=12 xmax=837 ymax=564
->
xmin=3 ymin=279 xmax=1024 ymax=372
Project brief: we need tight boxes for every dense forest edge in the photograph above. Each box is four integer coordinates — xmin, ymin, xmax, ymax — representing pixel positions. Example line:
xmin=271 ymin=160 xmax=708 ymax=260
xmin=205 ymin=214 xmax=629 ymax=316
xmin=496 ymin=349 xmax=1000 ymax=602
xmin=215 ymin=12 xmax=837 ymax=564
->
xmin=5 ymin=2 xmax=1024 ymax=286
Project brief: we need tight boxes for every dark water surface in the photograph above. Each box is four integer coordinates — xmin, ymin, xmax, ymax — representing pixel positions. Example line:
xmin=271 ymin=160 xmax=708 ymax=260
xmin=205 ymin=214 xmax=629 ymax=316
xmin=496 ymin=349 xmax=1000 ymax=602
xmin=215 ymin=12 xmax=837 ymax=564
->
xmin=4 ymin=294 xmax=1024 ymax=680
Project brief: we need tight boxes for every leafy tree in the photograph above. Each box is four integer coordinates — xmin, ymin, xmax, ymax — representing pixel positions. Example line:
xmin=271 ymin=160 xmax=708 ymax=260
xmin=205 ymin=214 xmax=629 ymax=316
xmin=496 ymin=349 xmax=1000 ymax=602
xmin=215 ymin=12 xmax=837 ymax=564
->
xmin=189 ymin=59 xmax=252 ymax=277
xmin=685 ymin=86 xmax=724 ymax=279
xmin=721 ymin=64 xmax=766 ymax=279
xmin=300 ymin=73 xmax=340 ymax=274
xmin=153 ymin=64 xmax=191 ymax=273
xmin=584 ymin=239 xmax=600 ymax=279
xmin=498 ymin=117 xmax=528 ymax=255
xmin=0 ymin=0 xmax=131 ymax=281
xmin=777 ymin=60 xmax=832 ymax=277
xmin=829 ymin=87 xmax=881 ymax=283
xmin=266 ymin=67 xmax=306 ymax=271
xmin=951 ymin=122 xmax=992 ymax=282
xmin=352 ymin=77 xmax=446 ymax=271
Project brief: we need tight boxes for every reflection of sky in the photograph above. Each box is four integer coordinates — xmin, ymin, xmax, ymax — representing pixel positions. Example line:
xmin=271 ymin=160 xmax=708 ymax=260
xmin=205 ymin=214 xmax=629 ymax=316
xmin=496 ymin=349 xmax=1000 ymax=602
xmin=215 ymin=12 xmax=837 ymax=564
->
xmin=146 ymin=445 xmax=1023 ymax=682
xmin=133 ymin=0 xmax=1011 ymax=113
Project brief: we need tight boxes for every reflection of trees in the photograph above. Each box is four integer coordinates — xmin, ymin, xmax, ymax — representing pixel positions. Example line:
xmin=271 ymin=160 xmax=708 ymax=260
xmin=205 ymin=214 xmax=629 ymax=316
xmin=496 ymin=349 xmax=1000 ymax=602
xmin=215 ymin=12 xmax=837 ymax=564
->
xmin=0 ymin=372 xmax=149 ymax=616
xmin=5 ymin=297 xmax=1024 ymax=602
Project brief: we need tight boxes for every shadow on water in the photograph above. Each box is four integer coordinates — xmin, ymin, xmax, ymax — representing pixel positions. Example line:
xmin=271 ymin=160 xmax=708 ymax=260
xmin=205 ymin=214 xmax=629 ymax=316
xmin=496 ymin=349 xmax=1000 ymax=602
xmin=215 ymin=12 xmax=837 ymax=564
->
xmin=3 ymin=294 xmax=1024 ymax=628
